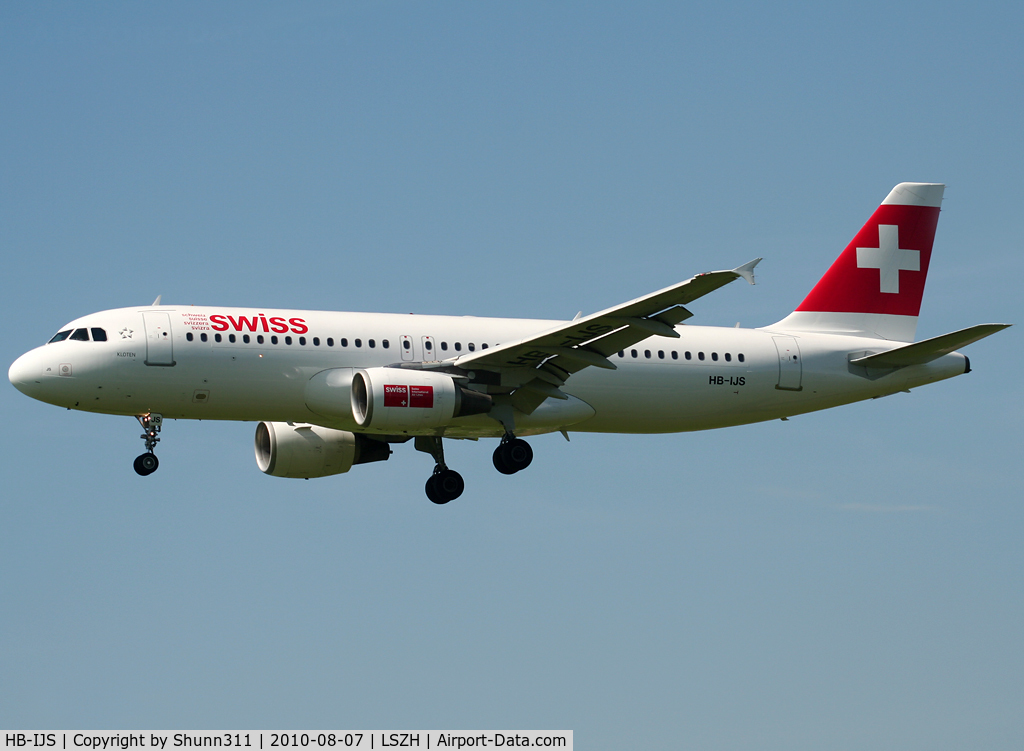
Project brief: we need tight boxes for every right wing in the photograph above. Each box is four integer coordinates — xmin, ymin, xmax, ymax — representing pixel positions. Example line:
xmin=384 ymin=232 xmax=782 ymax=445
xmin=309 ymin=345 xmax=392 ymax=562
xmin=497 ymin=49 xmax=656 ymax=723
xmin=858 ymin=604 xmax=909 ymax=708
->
xmin=445 ymin=258 xmax=761 ymax=411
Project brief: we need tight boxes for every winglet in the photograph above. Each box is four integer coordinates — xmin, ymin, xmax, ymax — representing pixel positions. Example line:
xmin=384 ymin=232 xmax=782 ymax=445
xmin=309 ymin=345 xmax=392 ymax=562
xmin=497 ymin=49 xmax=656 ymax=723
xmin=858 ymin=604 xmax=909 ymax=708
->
xmin=733 ymin=258 xmax=761 ymax=285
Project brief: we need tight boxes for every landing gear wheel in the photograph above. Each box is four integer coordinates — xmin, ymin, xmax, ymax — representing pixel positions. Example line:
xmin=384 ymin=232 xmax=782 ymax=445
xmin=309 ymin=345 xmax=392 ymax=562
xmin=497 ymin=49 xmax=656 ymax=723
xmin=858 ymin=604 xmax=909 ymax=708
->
xmin=134 ymin=452 xmax=159 ymax=476
xmin=493 ymin=445 xmax=516 ymax=474
xmin=493 ymin=438 xmax=533 ymax=474
xmin=425 ymin=475 xmax=442 ymax=504
xmin=133 ymin=413 xmax=164 ymax=476
xmin=426 ymin=469 xmax=464 ymax=504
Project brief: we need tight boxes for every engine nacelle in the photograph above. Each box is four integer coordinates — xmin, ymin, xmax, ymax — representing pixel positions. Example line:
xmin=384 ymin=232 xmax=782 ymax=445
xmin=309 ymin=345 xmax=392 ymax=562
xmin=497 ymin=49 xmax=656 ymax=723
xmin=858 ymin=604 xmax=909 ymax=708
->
xmin=351 ymin=367 xmax=492 ymax=431
xmin=255 ymin=421 xmax=391 ymax=479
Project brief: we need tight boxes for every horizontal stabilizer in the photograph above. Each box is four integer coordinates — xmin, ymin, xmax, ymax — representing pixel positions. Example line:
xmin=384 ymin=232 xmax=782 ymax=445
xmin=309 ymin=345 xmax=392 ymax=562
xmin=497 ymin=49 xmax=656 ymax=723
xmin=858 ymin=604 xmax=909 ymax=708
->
xmin=849 ymin=324 xmax=1010 ymax=368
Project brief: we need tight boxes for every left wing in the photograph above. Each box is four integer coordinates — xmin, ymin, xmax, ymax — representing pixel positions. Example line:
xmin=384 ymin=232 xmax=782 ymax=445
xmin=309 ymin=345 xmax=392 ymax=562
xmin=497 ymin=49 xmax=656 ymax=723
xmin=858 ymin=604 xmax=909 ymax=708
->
xmin=446 ymin=258 xmax=761 ymax=411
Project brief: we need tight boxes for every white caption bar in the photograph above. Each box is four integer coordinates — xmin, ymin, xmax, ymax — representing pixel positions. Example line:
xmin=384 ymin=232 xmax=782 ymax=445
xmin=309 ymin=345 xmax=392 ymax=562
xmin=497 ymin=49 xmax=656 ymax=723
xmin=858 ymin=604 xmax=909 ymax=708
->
xmin=1 ymin=732 xmax=572 ymax=751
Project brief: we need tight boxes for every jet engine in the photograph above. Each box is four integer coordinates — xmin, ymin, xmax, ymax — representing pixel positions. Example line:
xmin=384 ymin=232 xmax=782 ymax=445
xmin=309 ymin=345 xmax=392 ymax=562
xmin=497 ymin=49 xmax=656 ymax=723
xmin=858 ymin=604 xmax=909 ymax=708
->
xmin=350 ymin=367 xmax=492 ymax=431
xmin=255 ymin=421 xmax=391 ymax=479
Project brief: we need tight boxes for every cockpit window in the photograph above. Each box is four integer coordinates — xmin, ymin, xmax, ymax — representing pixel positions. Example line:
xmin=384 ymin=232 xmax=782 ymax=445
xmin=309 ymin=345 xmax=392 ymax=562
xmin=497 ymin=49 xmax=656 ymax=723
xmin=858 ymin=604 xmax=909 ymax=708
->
xmin=69 ymin=328 xmax=90 ymax=341
xmin=48 ymin=330 xmax=72 ymax=343
xmin=91 ymin=328 xmax=107 ymax=342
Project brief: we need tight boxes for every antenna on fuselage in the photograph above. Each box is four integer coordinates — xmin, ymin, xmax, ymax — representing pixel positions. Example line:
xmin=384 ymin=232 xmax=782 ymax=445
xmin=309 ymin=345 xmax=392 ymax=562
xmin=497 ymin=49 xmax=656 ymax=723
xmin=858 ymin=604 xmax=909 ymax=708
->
xmin=151 ymin=295 xmax=162 ymax=306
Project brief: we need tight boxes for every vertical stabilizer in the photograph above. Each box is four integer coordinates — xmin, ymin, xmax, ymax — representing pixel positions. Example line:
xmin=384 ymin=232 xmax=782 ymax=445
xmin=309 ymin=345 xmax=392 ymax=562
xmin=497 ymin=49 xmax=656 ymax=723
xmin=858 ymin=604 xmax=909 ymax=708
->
xmin=771 ymin=182 xmax=944 ymax=341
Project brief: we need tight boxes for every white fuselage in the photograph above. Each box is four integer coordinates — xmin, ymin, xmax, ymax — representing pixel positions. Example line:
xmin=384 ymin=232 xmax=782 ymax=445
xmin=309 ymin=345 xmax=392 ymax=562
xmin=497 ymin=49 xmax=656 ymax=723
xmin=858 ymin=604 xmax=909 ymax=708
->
xmin=8 ymin=305 xmax=968 ymax=439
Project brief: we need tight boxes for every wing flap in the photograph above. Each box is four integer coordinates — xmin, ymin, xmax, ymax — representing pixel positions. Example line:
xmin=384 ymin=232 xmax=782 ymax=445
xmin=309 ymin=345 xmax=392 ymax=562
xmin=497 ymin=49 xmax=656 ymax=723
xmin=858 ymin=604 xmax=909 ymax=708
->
xmin=849 ymin=324 xmax=1010 ymax=368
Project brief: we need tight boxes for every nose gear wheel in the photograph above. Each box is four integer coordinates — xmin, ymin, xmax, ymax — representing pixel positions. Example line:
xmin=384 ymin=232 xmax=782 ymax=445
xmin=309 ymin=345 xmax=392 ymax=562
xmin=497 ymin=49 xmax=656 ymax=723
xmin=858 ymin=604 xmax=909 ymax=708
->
xmin=133 ymin=413 xmax=163 ymax=476
xmin=134 ymin=452 xmax=159 ymax=476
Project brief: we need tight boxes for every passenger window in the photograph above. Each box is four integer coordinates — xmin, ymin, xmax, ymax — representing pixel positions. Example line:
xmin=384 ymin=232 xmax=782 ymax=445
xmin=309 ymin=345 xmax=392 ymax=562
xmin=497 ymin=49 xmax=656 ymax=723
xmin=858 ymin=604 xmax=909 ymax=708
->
xmin=698 ymin=352 xmax=705 ymax=361
xmin=481 ymin=343 xmax=488 ymax=349
xmin=671 ymin=351 xmax=678 ymax=360
xmin=383 ymin=339 xmax=389 ymax=349
xmin=738 ymin=353 xmax=745 ymax=363
xmin=257 ymin=335 xmax=264 ymax=344
xmin=271 ymin=336 xmax=278 ymax=345
xmin=644 ymin=350 xmax=651 ymax=359
xmin=285 ymin=336 xmax=293 ymax=345
xmin=711 ymin=352 xmax=718 ymax=361
xmin=341 ymin=338 xmax=348 ymax=347
xmin=468 ymin=343 xmax=475 ymax=351
xmin=658 ymin=350 xmax=664 ymax=359
xmin=631 ymin=349 xmax=638 ymax=358
xmin=215 ymin=334 xmax=222 ymax=343
xmin=201 ymin=333 xmax=208 ymax=342
xmin=91 ymin=328 xmax=107 ymax=342
xmin=441 ymin=342 xmax=448 ymax=351
xmin=327 ymin=338 xmax=334 ymax=346
xmin=313 ymin=337 xmax=320 ymax=346
xmin=70 ymin=328 xmax=89 ymax=341
xmin=48 ymin=330 xmax=72 ymax=343
xmin=403 ymin=340 xmax=410 ymax=350
xmin=186 ymin=332 xmax=194 ymax=342
xmin=244 ymin=334 xmax=252 ymax=344
xmin=619 ymin=351 xmax=625 ymax=358
xmin=725 ymin=353 xmax=731 ymax=362
xmin=355 ymin=339 xmax=362 ymax=347
xmin=425 ymin=341 xmax=433 ymax=351
xmin=299 ymin=336 xmax=306 ymax=345
xmin=685 ymin=351 xmax=692 ymax=360
xmin=229 ymin=334 xmax=236 ymax=343
xmin=369 ymin=339 xmax=375 ymax=348
xmin=455 ymin=343 xmax=462 ymax=351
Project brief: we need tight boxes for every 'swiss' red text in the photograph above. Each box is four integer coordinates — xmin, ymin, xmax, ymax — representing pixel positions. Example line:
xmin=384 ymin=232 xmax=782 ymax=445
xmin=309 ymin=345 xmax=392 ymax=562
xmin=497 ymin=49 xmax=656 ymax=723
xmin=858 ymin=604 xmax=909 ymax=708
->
xmin=209 ymin=314 xmax=309 ymax=334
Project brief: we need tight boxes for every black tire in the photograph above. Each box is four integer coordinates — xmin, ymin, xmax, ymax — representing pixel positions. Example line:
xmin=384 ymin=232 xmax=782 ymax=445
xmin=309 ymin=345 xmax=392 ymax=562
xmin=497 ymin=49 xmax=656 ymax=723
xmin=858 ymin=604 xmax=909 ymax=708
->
xmin=134 ymin=453 xmax=159 ymax=476
xmin=495 ymin=439 xmax=532 ymax=474
xmin=425 ymin=475 xmax=446 ymax=504
xmin=435 ymin=469 xmax=464 ymax=502
xmin=493 ymin=444 xmax=516 ymax=475
xmin=505 ymin=438 xmax=533 ymax=472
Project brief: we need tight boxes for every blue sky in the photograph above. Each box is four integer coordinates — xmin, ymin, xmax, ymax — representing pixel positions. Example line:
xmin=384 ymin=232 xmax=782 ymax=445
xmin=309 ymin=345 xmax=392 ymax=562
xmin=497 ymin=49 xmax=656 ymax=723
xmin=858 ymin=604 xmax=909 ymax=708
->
xmin=2 ymin=2 xmax=1022 ymax=748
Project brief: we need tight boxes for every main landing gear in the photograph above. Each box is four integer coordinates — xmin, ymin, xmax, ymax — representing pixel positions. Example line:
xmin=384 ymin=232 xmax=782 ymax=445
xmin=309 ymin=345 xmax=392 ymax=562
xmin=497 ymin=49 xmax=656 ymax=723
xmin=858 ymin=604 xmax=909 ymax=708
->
xmin=133 ymin=413 xmax=163 ymax=476
xmin=414 ymin=433 xmax=534 ymax=505
xmin=493 ymin=434 xmax=533 ymax=475
xmin=415 ymin=436 xmax=464 ymax=505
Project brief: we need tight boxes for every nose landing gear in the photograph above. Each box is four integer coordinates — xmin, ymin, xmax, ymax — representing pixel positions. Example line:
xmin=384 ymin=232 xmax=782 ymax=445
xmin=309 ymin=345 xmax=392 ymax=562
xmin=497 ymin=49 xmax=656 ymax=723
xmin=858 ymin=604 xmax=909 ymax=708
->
xmin=415 ymin=436 xmax=464 ymax=504
xmin=493 ymin=434 xmax=533 ymax=475
xmin=133 ymin=413 xmax=163 ymax=476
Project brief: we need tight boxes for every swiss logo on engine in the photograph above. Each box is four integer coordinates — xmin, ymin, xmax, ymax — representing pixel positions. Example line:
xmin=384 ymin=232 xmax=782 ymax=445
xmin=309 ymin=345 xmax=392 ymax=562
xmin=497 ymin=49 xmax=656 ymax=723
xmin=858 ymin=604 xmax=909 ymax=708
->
xmin=384 ymin=385 xmax=409 ymax=407
xmin=383 ymin=384 xmax=434 ymax=408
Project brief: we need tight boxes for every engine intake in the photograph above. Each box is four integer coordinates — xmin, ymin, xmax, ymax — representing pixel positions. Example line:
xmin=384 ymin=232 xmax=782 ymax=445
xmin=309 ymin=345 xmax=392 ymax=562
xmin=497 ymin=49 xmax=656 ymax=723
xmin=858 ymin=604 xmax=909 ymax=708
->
xmin=351 ymin=367 xmax=492 ymax=431
xmin=255 ymin=421 xmax=390 ymax=479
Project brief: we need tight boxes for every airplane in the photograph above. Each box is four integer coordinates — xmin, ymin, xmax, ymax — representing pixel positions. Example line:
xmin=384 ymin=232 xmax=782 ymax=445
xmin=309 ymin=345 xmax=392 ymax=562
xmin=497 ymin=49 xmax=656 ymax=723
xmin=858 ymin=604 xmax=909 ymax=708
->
xmin=8 ymin=183 xmax=1010 ymax=504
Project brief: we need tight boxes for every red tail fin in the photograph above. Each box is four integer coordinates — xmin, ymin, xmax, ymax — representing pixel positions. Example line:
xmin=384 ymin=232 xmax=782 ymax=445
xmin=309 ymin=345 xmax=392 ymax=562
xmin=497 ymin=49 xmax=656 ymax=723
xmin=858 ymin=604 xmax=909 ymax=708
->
xmin=773 ymin=183 xmax=944 ymax=341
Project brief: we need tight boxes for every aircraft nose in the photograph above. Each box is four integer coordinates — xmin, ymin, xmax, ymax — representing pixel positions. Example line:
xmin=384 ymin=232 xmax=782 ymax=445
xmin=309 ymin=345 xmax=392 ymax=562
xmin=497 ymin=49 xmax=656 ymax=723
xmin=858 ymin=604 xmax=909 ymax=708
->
xmin=9 ymin=349 xmax=43 ymax=397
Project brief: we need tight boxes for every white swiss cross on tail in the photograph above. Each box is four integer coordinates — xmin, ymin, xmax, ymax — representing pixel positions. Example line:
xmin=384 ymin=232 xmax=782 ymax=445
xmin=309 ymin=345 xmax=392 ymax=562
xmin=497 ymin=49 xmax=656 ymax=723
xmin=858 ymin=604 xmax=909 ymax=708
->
xmin=856 ymin=224 xmax=919 ymax=294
